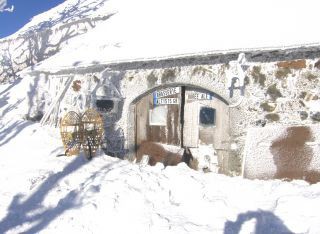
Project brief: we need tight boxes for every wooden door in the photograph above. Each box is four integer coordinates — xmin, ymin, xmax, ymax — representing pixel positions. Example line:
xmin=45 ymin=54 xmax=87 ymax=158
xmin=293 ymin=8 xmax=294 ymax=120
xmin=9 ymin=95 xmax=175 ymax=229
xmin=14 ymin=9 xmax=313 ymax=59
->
xmin=135 ymin=86 xmax=229 ymax=172
xmin=136 ymin=87 xmax=181 ymax=147
xmin=183 ymin=87 xmax=229 ymax=172
xmin=183 ymin=87 xmax=229 ymax=148
xmin=183 ymin=101 xmax=199 ymax=147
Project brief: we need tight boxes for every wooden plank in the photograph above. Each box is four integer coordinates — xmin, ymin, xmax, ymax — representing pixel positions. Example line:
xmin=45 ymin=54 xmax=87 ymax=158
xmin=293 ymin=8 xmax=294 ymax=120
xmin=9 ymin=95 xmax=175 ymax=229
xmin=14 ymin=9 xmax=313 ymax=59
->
xmin=41 ymin=76 xmax=74 ymax=126
xmin=136 ymin=94 xmax=149 ymax=145
xmin=199 ymin=127 xmax=214 ymax=144
xmin=167 ymin=92 xmax=181 ymax=146
xmin=183 ymin=99 xmax=199 ymax=147
xmin=136 ymin=87 xmax=182 ymax=149
xmin=167 ymin=106 xmax=174 ymax=145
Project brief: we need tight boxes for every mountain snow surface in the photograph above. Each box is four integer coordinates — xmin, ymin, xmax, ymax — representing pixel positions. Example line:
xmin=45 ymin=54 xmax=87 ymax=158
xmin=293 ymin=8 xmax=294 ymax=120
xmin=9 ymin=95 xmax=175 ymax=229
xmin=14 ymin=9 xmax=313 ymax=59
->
xmin=1 ymin=0 xmax=320 ymax=233
xmin=2 ymin=0 xmax=320 ymax=73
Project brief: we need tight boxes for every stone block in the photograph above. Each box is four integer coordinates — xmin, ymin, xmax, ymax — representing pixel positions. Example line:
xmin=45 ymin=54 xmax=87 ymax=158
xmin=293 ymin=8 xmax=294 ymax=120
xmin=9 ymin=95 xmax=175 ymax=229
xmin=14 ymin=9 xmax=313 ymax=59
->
xmin=277 ymin=59 xmax=306 ymax=69
xmin=311 ymin=112 xmax=320 ymax=121
xmin=300 ymin=111 xmax=308 ymax=120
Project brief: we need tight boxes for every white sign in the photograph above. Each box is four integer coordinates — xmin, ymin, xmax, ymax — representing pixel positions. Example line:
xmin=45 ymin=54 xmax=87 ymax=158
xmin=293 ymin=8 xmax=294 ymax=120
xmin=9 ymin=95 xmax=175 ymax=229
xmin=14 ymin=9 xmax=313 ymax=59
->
xmin=155 ymin=98 xmax=179 ymax=105
xmin=188 ymin=92 xmax=213 ymax=100
xmin=154 ymin=87 xmax=180 ymax=98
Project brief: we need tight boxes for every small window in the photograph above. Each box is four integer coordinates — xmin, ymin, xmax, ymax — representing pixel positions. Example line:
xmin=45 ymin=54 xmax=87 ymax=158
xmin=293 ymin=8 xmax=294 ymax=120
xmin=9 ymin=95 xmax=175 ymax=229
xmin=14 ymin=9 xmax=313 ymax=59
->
xmin=96 ymin=100 xmax=114 ymax=112
xmin=199 ymin=107 xmax=216 ymax=126
xmin=149 ymin=105 xmax=167 ymax=126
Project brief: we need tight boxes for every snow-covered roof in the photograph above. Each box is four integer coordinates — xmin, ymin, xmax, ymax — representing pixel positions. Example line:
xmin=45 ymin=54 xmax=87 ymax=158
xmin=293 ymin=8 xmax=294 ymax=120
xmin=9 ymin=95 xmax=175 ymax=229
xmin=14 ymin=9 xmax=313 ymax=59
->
xmin=9 ymin=0 xmax=320 ymax=73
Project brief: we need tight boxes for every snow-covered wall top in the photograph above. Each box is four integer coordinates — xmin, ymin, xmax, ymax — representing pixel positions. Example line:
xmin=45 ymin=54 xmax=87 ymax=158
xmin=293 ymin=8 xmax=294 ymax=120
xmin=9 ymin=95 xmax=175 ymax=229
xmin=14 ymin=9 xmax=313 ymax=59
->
xmin=32 ymin=0 xmax=320 ymax=72
xmin=1 ymin=0 xmax=320 ymax=79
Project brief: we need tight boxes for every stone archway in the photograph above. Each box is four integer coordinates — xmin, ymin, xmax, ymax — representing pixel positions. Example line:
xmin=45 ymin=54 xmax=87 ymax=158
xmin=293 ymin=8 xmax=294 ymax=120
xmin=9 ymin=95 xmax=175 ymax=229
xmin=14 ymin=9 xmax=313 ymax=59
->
xmin=127 ymin=83 xmax=230 ymax=172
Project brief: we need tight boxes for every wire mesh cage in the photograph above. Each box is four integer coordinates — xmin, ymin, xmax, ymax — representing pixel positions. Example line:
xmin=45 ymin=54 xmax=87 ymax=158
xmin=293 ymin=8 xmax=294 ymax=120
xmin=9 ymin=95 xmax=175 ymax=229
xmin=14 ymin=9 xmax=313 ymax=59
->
xmin=60 ymin=111 xmax=82 ymax=156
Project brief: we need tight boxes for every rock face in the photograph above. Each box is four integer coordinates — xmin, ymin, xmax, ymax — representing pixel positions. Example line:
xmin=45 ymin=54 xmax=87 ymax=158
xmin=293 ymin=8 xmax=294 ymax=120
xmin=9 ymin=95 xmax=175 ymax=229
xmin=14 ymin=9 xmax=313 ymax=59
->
xmin=277 ymin=59 xmax=306 ymax=69
xmin=267 ymin=84 xmax=282 ymax=100
xmin=260 ymin=102 xmax=276 ymax=112
xmin=311 ymin=112 xmax=320 ymax=122
xmin=300 ymin=111 xmax=308 ymax=120
xmin=265 ymin=113 xmax=280 ymax=122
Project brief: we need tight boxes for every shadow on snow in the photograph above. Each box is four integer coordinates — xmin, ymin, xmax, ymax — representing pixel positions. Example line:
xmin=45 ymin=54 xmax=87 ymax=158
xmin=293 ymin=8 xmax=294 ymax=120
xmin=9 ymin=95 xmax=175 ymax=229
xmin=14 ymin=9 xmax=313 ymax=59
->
xmin=0 ymin=120 xmax=32 ymax=147
xmin=0 ymin=156 xmax=123 ymax=233
xmin=224 ymin=210 xmax=294 ymax=234
xmin=0 ymin=0 xmax=115 ymax=83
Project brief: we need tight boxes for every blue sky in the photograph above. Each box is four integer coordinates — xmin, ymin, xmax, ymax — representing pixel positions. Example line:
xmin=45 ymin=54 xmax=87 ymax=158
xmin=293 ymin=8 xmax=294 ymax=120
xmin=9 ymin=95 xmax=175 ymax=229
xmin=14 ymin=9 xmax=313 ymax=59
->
xmin=0 ymin=0 xmax=65 ymax=39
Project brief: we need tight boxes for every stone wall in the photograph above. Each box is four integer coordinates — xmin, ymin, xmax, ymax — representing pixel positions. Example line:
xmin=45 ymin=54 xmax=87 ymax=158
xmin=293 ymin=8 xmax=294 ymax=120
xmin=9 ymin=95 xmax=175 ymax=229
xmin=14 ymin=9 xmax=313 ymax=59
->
xmin=113 ymin=57 xmax=319 ymax=175
xmin=28 ymin=53 xmax=320 ymax=177
xmin=243 ymin=125 xmax=320 ymax=184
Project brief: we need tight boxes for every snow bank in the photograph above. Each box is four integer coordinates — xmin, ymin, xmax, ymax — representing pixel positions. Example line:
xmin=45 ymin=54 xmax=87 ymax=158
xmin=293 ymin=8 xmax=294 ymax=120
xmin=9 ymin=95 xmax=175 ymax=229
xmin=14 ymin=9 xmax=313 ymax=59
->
xmin=0 ymin=96 xmax=320 ymax=233
xmin=0 ymin=121 xmax=320 ymax=233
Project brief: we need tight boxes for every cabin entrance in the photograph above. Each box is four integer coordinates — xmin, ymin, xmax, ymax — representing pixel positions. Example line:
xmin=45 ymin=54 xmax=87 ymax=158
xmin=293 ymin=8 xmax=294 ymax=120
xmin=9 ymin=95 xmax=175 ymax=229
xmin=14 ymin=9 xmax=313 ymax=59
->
xmin=135 ymin=86 xmax=229 ymax=172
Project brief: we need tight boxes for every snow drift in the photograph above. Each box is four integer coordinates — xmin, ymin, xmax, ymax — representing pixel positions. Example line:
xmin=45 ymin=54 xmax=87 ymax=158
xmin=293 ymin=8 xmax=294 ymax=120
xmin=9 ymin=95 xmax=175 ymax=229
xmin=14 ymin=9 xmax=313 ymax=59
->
xmin=0 ymin=68 xmax=320 ymax=234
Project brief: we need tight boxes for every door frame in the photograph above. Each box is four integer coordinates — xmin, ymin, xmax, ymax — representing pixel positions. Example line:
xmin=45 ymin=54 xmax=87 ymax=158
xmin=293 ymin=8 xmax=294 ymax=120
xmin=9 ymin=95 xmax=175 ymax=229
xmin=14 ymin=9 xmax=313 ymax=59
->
xmin=127 ymin=83 xmax=229 ymax=161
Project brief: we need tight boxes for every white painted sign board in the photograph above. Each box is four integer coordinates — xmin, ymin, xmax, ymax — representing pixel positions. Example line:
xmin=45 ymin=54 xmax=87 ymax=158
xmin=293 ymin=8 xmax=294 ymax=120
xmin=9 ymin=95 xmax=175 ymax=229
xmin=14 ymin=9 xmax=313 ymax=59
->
xmin=187 ymin=92 xmax=213 ymax=100
xmin=155 ymin=98 xmax=179 ymax=105
xmin=154 ymin=87 xmax=180 ymax=98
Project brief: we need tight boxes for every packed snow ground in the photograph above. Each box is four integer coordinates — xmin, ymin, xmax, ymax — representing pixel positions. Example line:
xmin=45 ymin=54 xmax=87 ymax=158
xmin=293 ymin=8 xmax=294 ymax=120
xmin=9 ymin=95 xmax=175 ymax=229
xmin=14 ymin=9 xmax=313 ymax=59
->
xmin=1 ymin=80 xmax=320 ymax=234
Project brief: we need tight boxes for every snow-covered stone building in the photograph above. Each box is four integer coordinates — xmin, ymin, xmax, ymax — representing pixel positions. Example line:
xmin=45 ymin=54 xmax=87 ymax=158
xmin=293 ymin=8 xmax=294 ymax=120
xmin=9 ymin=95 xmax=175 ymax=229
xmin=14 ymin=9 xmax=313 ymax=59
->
xmin=2 ymin=0 xmax=320 ymax=183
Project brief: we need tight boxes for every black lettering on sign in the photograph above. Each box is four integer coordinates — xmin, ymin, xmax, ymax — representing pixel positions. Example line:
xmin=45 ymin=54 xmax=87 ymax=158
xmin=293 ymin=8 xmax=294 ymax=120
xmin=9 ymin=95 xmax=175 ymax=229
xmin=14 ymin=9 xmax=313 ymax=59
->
xmin=187 ymin=91 xmax=213 ymax=100
xmin=155 ymin=98 xmax=179 ymax=105
xmin=154 ymin=87 xmax=180 ymax=98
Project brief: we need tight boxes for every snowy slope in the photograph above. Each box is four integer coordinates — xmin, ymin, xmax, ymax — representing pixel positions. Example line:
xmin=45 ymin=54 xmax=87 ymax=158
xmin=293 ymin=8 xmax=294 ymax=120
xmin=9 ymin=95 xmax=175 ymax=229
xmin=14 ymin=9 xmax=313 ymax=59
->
xmin=1 ymin=73 xmax=320 ymax=234
xmin=2 ymin=0 xmax=320 ymax=75
xmin=0 ymin=0 xmax=115 ymax=82
xmin=32 ymin=0 xmax=320 ymax=72
xmin=0 ymin=0 xmax=112 ymax=40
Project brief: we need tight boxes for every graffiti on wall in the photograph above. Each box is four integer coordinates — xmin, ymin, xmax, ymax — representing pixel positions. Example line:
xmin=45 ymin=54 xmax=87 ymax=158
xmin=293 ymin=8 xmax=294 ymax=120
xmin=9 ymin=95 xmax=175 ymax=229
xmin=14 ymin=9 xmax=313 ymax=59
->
xmin=227 ymin=53 xmax=249 ymax=98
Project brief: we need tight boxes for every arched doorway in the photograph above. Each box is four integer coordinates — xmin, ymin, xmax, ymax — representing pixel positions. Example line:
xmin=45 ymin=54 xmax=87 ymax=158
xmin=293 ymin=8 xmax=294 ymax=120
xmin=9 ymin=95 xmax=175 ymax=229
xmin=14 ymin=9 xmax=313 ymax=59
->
xmin=133 ymin=85 xmax=230 ymax=172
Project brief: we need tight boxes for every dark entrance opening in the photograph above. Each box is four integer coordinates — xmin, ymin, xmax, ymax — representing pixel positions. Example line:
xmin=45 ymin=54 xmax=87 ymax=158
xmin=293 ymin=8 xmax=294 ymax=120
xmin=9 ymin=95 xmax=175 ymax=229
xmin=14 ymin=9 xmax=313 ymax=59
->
xmin=180 ymin=86 xmax=186 ymax=147
xmin=96 ymin=100 xmax=114 ymax=112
